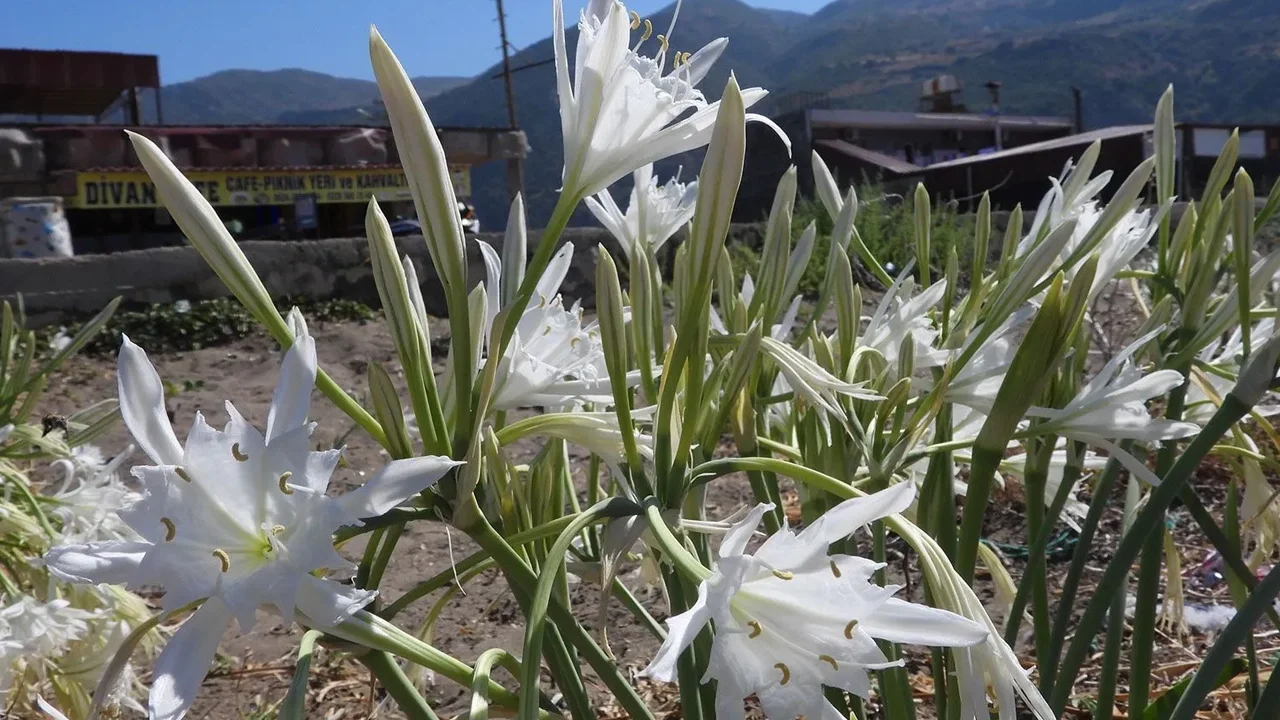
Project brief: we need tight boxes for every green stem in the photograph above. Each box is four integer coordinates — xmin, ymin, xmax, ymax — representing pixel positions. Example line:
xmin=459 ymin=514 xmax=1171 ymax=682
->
xmin=1128 ymin=521 xmax=1165 ymax=715
xmin=464 ymin=507 xmax=655 ymax=720
xmin=642 ymin=501 xmax=713 ymax=581
xmin=361 ymin=651 xmax=439 ymax=720
xmin=470 ymin=649 xmax=522 ymax=720
xmin=664 ymin=569 xmax=707 ymax=720
xmin=279 ymin=629 xmax=321 ymax=720
xmin=517 ymin=499 xmax=630 ymax=720
xmin=1047 ymin=449 xmax=1125 ymax=680
xmin=366 ymin=523 xmax=404 ymax=591
xmin=873 ymin=519 xmax=916 ymax=720
xmin=356 ymin=527 xmax=386 ymax=590
xmin=316 ymin=369 xmax=387 ymax=448
xmin=955 ymin=444 xmax=1004 ymax=583
xmin=1225 ymin=479 xmax=1261 ymax=713
xmin=1051 ymin=392 xmax=1251 ymax=714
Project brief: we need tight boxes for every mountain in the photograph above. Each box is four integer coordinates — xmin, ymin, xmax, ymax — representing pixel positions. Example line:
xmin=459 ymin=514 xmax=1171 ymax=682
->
xmin=152 ymin=69 xmax=468 ymax=124
xmin=113 ymin=0 xmax=1280 ymax=226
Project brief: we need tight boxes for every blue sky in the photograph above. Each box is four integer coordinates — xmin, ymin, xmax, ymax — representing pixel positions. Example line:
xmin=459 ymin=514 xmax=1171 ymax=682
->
xmin=2 ymin=0 xmax=829 ymax=85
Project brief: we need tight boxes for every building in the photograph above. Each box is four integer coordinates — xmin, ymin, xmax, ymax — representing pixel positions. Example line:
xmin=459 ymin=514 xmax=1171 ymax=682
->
xmin=741 ymin=99 xmax=1076 ymax=220
xmin=0 ymin=48 xmax=527 ymax=254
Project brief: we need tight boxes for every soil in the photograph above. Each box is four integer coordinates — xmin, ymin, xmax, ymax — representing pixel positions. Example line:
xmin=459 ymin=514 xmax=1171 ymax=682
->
xmin=27 ymin=278 xmax=1273 ymax=719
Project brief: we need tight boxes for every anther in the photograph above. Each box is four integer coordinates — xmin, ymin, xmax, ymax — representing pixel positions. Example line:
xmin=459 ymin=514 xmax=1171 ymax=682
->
xmin=829 ymin=560 xmax=842 ymax=578
xmin=747 ymin=620 xmax=762 ymax=638
xmin=231 ymin=443 xmax=249 ymax=462
xmin=771 ymin=569 xmax=794 ymax=580
xmin=278 ymin=471 xmax=294 ymax=495
xmin=212 ymin=549 xmax=231 ymax=573
xmin=844 ymin=620 xmax=859 ymax=639
xmin=629 ymin=10 xmax=640 ymax=29
xmin=271 ymin=524 xmax=286 ymax=536
xmin=657 ymin=34 xmax=669 ymax=53
xmin=641 ymin=18 xmax=653 ymax=41
xmin=682 ymin=51 xmax=692 ymax=65
xmin=819 ymin=654 xmax=839 ymax=671
xmin=174 ymin=467 xmax=192 ymax=482
xmin=774 ymin=662 xmax=791 ymax=685
xmin=160 ymin=517 xmax=176 ymax=542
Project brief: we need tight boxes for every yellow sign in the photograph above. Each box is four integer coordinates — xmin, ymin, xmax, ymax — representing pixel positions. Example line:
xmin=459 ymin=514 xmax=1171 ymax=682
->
xmin=71 ymin=166 xmax=471 ymax=209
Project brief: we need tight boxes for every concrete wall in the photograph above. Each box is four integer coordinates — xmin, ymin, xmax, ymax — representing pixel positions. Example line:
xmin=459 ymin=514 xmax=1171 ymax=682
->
xmin=0 ymin=224 xmax=766 ymax=327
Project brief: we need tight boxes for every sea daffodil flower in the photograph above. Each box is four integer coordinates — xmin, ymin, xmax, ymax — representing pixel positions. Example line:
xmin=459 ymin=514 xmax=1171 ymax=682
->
xmin=45 ymin=327 xmax=459 ymax=720
xmin=586 ymin=163 xmax=698 ymax=254
xmin=553 ymin=0 xmax=782 ymax=200
xmin=642 ymin=482 xmax=987 ymax=720
xmin=1025 ymin=328 xmax=1198 ymax=484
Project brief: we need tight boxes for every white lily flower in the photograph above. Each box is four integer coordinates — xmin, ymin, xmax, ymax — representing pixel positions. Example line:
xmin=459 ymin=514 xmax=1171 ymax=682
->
xmin=45 ymin=327 xmax=459 ymax=720
xmin=47 ymin=445 xmax=140 ymax=544
xmin=586 ymin=163 xmax=698 ymax=254
xmin=643 ymin=482 xmax=987 ymax=720
xmin=475 ymin=240 xmax=612 ymax=410
xmin=860 ymin=271 xmax=948 ymax=370
xmin=759 ymin=336 xmax=879 ymax=438
xmin=1026 ymin=329 xmax=1198 ymax=485
xmin=1187 ymin=317 xmax=1280 ymax=423
xmin=553 ymin=0 xmax=782 ymax=199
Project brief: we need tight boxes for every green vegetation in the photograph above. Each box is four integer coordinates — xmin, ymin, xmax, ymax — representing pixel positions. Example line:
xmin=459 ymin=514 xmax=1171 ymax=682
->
xmin=730 ymin=186 xmax=976 ymax=296
xmin=50 ymin=297 xmax=374 ymax=356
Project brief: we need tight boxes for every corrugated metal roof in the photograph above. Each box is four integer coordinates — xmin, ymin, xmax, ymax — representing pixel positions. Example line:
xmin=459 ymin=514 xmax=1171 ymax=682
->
xmin=815 ymin=139 xmax=922 ymax=175
xmin=809 ymin=108 xmax=1074 ymax=132
xmin=922 ymin=124 xmax=1151 ymax=171
xmin=24 ymin=123 xmax=515 ymax=135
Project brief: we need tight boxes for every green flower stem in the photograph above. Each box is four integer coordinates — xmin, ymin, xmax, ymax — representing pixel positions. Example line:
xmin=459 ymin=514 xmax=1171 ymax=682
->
xmin=361 ymin=651 xmax=440 ymax=720
xmin=463 ymin=505 xmax=654 ymax=720
xmin=1128 ymin=520 xmax=1165 ymax=715
xmin=954 ymin=443 xmax=1004 ymax=583
xmin=1225 ymin=480 xmax=1261 ymax=713
xmin=470 ymin=649 xmax=522 ymax=720
xmin=279 ymin=629 xmax=321 ymax=720
xmin=356 ymin=527 xmax=386 ymax=590
xmin=664 ymin=566 xmax=708 ymax=720
xmin=518 ymin=498 xmax=630 ymax=720
xmin=315 ymin=368 xmax=387 ymax=449
xmin=642 ymin=500 xmax=713 ymax=581
xmin=366 ymin=522 xmax=404 ymax=591
xmin=873 ymin=517 xmax=916 ymax=720
xmin=1047 ymin=449 xmax=1125 ymax=681
xmin=1167 ymin=562 xmax=1280 ymax=720
xmin=1050 ymin=392 xmax=1251 ymax=714
xmin=1 ymin=471 xmax=57 ymax=539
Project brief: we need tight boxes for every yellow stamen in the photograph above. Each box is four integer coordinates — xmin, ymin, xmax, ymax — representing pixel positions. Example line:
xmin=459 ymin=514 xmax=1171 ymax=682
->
xmin=771 ymin=569 xmax=794 ymax=580
xmin=629 ymin=10 xmax=640 ymax=29
xmin=844 ymin=619 xmax=859 ymax=639
xmin=212 ymin=549 xmax=231 ymax=573
xmin=682 ymin=51 xmax=692 ymax=66
xmin=174 ymin=467 xmax=192 ymax=482
xmin=819 ymin=654 xmax=840 ymax=671
xmin=231 ymin=443 xmax=249 ymax=462
xmin=774 ymin=662 xmax=791 ymax=685
xmin=641 ymin=18 xmax=653 ymax=41
xmin=747 ymin=620 xmax=762 ymax=638
xmin=657 ymin=34 xmax=669 ymax=54
xmin=830 ymin=560 xmax=842 ymax=578
xmin=160 ymin=517 xmax=176 ymax=542
xmin=278 ymin=472 xmax=294 ymax=495
xmin=271 ymin=525 xmax=286 ymax=536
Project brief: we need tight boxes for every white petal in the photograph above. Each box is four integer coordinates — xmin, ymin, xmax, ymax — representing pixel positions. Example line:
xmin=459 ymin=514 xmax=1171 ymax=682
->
xmin=118 ymin=335 xmax=184 ymax=466
xmin=536 ymin=242 xmax=575 ymax=301
xmin=295 ymin=575 xmax=377 ymax=629
xmin=45 ymin=541 xmax=149 ymax=585
xmin=641 ymin=580 xmax=712 ymax=682
xmin=719 ymin=503 xmax=773 ymax=559
xmin=858 ymin=597 xmax=988 ymax=647
xmin=266 ymin=333 xmax=316 ymax=443
xmin=797 ymin=482 xmax=916 ymax=550
xmin=336 ymin=456 xmax=462 ymax=519
xmin=149 ymin=598 xmax=232 ymax=720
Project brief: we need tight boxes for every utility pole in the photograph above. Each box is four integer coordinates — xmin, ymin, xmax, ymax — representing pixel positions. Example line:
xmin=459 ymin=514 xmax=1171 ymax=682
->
xmin=495 ymin=0 xmax=524 ymax=202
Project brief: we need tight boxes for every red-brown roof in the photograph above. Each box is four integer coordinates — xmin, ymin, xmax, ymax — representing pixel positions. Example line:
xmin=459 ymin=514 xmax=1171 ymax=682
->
xmin=0 ymin=49 xmax=160 ymax=117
